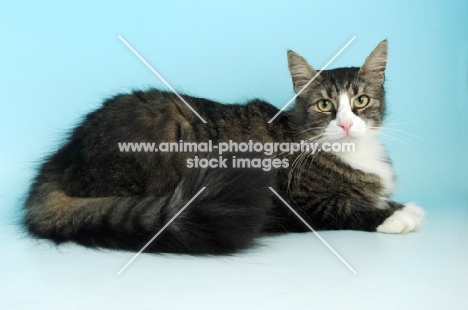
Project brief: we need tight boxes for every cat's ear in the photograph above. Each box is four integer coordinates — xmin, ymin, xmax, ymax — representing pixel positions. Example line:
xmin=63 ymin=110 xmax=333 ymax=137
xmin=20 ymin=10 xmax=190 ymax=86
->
xmin=360 ymin=40 xmax=388 ymax=85
xmin=287 ymin=50 xmax=322 ymax=95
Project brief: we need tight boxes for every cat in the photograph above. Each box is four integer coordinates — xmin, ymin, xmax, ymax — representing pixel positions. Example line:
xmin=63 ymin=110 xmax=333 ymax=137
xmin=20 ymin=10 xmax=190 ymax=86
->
xmin=23 ymin=40 xmax=425 ymax=254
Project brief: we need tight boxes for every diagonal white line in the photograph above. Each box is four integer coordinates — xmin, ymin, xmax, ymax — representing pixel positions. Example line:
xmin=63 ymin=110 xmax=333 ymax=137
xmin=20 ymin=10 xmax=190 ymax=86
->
xmin=268 ymin=187 xmax=357 ymax=274
xmin=117 ymin=187 xmax=207 ymax=275
xmin=118 ymin=35 xmax=207 ymax=123
xmin=268 ymin=36 xmax=356 ymax=123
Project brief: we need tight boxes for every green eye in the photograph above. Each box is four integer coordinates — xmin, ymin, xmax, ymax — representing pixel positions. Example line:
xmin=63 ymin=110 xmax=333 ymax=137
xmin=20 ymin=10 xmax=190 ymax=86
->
xmin=317 ymin=99 xmax=334 ymax=112
xmin=354 ymin=95 xmax=370 ymax=108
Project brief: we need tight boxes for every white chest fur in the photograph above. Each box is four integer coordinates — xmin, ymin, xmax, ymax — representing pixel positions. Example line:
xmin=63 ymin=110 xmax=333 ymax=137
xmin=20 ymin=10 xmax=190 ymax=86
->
xmin=332 ymin=135 xmax=396 ymax=196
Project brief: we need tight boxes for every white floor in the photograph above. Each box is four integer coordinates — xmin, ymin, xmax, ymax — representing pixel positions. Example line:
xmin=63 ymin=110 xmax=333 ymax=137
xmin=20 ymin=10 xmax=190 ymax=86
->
xmin=1 ymin=201 xmax=467 ymax=310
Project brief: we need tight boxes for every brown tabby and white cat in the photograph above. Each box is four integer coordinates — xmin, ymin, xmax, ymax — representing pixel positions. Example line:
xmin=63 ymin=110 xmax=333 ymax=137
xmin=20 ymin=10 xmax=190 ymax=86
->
xmin=23 ymin=41 xmax=425 ymax=254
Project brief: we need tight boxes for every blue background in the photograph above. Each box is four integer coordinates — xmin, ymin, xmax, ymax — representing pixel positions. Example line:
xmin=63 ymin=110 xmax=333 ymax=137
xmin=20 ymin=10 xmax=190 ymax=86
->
xmin=1 ymin=1 xmax=467 ymax=309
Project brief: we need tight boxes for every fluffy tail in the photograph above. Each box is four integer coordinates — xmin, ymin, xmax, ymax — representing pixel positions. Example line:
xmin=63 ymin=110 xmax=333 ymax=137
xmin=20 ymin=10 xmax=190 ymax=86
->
xmin=24 ymin=167 xmax=273 ymax=254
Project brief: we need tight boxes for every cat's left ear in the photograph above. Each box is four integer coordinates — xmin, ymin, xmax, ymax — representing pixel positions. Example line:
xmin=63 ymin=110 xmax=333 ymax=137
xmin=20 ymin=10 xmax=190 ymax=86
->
xmin=287 ymin=50 xmax=322 ymax=95
xmin=360 ymin=40 xmax=388 ymax=85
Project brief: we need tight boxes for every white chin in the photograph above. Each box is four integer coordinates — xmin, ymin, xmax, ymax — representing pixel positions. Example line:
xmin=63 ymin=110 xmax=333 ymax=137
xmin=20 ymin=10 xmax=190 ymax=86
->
xmin=331 ymin=134 xmax=363 ymax=142
xmin=324 ymin=129 xmax=366 ymax=142
xmin=347 ymin=133 xmax=365 ymax=141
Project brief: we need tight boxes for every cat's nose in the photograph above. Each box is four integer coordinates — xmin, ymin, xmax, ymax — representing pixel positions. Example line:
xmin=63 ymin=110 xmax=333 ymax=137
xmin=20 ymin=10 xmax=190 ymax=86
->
xmin=339 ymin=121 xmax=353 ymax=134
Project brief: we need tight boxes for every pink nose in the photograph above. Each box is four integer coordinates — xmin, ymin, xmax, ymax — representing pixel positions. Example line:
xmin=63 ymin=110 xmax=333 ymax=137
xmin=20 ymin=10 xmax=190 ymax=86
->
xmin=339 ymin=121 xmax=353 ymax=134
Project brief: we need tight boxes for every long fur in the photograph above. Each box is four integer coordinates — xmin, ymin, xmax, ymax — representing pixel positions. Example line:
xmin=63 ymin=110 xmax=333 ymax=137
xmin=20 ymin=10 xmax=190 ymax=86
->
xmin=25 ymin=159 xmax=274 ymax=254
xmin=22 ymin=41 xmax=424 ymax=255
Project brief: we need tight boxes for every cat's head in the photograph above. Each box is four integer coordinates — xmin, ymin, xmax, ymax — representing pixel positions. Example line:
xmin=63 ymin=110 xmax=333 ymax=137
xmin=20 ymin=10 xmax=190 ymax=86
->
xmin=288 ymin=41 xmax=388 ymax=143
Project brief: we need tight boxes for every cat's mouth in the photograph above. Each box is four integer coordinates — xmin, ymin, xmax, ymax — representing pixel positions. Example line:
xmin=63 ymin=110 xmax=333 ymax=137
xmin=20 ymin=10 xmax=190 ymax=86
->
xmin=321 ymin=127 xmax=366 ymax=143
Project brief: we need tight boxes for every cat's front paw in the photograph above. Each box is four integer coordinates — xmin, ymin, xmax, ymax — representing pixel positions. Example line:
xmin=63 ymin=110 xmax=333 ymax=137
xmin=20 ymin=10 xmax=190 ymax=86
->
xmin=376 ymin=203 xmax=425 ymax=234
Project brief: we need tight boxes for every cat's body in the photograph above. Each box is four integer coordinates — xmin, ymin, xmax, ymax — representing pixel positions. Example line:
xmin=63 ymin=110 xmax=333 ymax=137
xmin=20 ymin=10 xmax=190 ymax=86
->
xmin=23 ymin=41 xmax=425 ymax=254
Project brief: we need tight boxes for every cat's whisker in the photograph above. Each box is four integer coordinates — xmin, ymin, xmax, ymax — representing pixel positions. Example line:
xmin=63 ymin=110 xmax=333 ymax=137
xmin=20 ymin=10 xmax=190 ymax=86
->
xmin=271 ymin=133 xmax=325 ymax=158
xmin=378 ymin=132 xmax=420 ymax=170
xmin=379 ymin=132 xmax=414 ymax=150
xmin=384 ymin=117 xmax=452 ymax=126
xmin=380 ymin=127 xmax=432 ymax=142
xmin=287 ymin=135 xmax=325 ymax=193
xmin=308 ymin=137 xmax=328 ymax=165
xmin=301 ymin=133 xmax=325 ymax=143
xmin=288 ymin=150 xmax=308 ymax=196
xmin=294 ymin=126 xmax=328 ymax=135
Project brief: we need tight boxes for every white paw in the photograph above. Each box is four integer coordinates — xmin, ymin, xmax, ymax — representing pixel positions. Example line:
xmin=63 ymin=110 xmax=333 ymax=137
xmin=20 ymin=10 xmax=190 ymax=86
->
xmin=377 ymin=203 xmax=426 ymax=234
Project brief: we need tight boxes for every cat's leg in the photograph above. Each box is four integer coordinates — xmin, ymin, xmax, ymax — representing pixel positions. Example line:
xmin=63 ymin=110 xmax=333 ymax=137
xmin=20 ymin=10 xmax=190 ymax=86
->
xmin=376 ymin=201 xmax=425 ymax=234
xmin=273 ymin=153 xmax=426 ymax=234
xmin=277 ymin=197 xmax=425 ymax=234
xmin=334 ymin=199 xmax=426 ymax=234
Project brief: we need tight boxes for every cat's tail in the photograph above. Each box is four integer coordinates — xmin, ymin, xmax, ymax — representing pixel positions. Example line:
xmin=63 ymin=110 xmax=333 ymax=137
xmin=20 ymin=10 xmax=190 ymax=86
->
xmin=23 ymin=166 xmax=274 ymax=254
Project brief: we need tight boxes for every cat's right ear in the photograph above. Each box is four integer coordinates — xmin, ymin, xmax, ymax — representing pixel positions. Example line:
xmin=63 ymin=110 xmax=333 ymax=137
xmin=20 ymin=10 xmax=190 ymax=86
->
xmin=287 ymin=51 xmax=322 ymax=95
xmin=360 ymin=40 xmax=388 ymax=85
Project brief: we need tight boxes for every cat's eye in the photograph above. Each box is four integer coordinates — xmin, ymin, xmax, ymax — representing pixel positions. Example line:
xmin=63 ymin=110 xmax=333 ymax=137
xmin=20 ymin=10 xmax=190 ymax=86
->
xmin=317 ymin=99 xmax=334 ymax=112
xmin=354 ymin=95 xmax=370 ymax=108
